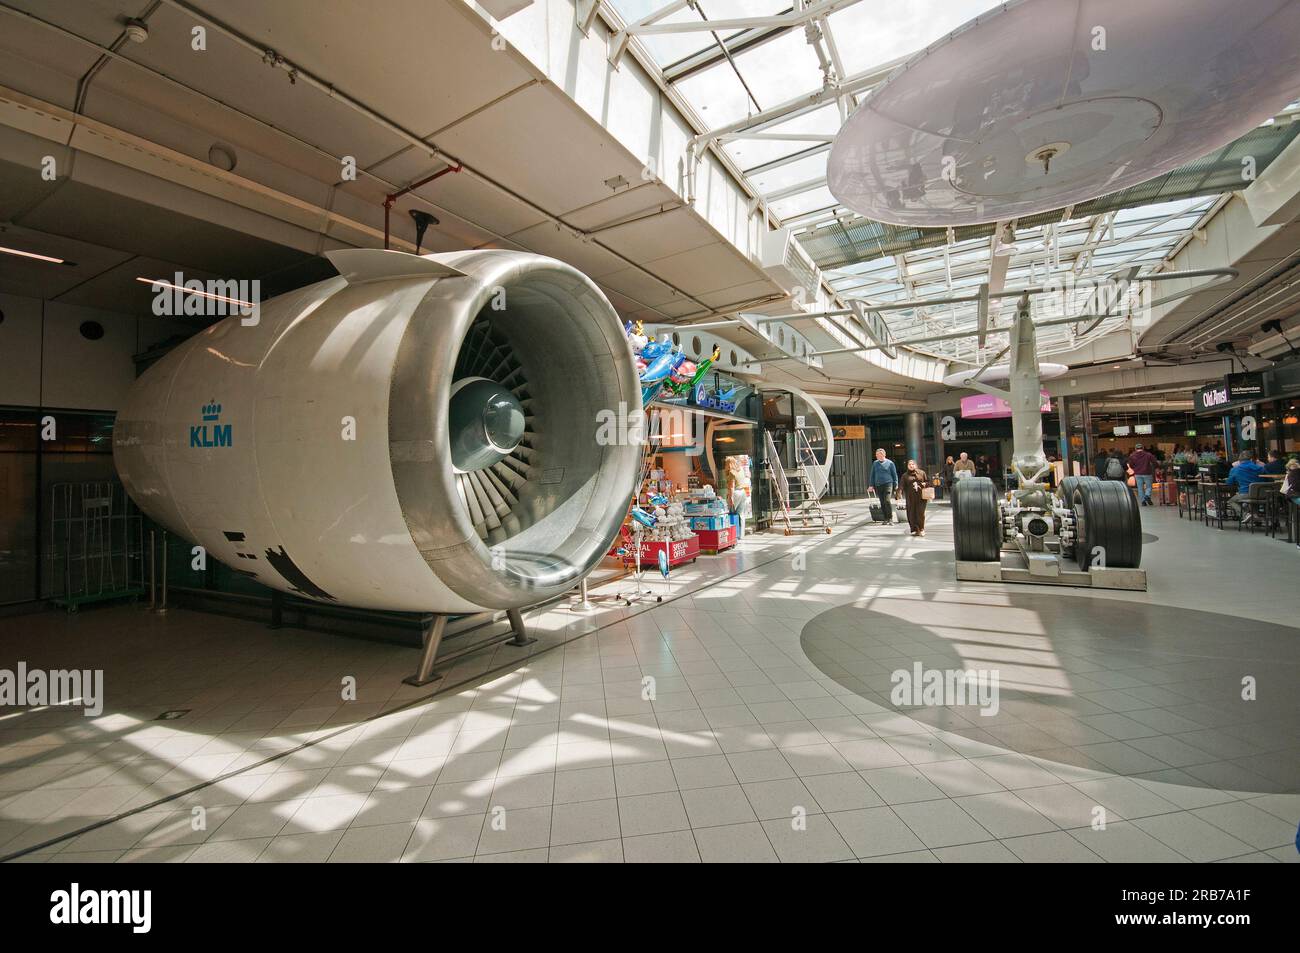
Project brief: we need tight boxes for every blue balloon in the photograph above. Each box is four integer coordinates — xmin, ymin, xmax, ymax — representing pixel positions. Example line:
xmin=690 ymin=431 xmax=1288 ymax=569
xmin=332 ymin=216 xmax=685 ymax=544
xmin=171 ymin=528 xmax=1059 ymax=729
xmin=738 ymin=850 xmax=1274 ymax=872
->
xmin=640 ymin=340 xmax=670 ymax=361
xmin=640 ymin=347 xmax=677 ymax=384
xmin=657 ymin=549 xmax=670 ymax=577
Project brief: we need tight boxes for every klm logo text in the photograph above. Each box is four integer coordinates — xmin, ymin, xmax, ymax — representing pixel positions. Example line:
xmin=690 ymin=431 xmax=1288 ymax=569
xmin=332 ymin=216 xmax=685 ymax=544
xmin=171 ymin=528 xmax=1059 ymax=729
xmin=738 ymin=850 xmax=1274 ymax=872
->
xmin=191 ymin=401 xmax=232 ymax=448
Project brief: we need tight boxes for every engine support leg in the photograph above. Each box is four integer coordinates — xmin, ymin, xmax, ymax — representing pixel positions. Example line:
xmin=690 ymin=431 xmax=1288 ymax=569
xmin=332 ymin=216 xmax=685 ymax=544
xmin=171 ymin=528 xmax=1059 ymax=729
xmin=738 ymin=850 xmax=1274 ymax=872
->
xmin=505 ymin=607 xmax=537 ymax=647
xmin=403 ymin=614 xmax=448 ymax=687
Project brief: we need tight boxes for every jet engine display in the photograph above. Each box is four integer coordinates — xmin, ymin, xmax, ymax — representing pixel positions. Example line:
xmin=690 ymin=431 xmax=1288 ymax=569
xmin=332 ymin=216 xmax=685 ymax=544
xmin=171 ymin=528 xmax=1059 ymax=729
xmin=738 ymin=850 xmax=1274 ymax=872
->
xmin=113 ymin=248 xmax=642 ymax=614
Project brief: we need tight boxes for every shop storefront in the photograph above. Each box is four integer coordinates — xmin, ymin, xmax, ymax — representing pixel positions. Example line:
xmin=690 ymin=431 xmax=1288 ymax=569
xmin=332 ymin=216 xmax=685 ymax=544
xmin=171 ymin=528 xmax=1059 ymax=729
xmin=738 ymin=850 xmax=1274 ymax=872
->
xmin=1191 ymin=364 xmax=1300 ymax=459
xmin=614 ymin=370 xmax=761 ymax=563
xmin=841 ymin=408 xmax=1064 ymax=494
xmin=757 ymin=386 xmax=833 ymax=524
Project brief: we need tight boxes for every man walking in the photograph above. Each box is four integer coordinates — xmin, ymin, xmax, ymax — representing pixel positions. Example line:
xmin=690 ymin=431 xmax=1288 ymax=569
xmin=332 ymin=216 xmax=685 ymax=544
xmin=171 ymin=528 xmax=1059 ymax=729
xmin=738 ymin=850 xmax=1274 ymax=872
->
xmin=1128 ymin=443 xmax=1156 ymax=505
xmin=869 ymin=448 xmax=899 ymax=525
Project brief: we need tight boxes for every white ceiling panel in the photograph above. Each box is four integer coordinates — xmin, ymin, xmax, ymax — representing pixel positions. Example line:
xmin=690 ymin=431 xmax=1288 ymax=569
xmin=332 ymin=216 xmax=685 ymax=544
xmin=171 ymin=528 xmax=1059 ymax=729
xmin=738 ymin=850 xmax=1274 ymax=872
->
xmin=433 ymin=83 xmax=648 ymax=218
xmin=507 ymin=221 xmax=630 ymax=279
xmin=594 ymin=205 xmax=720 ymax=262
xmin=205 ymin=0 xmax=537 ymax=137
xmin=644 ymin=240 xmax=764 ymax=295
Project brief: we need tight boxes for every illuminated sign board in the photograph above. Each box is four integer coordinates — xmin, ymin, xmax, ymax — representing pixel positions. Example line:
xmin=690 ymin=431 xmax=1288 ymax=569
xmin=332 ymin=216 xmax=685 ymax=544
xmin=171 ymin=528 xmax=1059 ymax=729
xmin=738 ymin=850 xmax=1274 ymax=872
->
xmin=1226 ymin=372 xmax=1265 ymax=401
xmin=1194 ymin=372 xmax=1267 ymax=413
xmin=960 ymin=391 xmax=1052 ymax=419
xmin=1194 ymin=381 xmax=1230 ymax=413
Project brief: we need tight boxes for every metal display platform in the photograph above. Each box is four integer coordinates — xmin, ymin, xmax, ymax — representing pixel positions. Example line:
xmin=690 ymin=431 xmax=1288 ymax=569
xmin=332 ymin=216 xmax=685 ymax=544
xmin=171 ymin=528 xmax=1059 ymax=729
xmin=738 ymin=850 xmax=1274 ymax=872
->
xmin=956 ymin=548 xmax=1147 ymax=591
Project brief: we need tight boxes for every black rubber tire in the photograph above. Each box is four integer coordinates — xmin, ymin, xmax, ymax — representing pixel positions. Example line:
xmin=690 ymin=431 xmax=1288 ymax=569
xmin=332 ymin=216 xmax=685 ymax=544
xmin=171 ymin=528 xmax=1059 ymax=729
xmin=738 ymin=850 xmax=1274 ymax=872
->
xmin=1057 ymin=475 xmax=1099 ymax=504
xmin=1058 ymin=476 xmax=1099 ymax=559
xmin=952 ymin=476 xmax=1001 ymax=562
xmin=1075 ymin=479 xmax=1142 ymax=569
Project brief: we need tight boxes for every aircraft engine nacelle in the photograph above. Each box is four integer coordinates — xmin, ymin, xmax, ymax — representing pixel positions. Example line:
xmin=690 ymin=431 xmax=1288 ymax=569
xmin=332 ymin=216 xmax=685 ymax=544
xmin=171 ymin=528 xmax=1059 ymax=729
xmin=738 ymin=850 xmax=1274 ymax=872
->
xmin=113 ymin=249 xmax=642 ymax=614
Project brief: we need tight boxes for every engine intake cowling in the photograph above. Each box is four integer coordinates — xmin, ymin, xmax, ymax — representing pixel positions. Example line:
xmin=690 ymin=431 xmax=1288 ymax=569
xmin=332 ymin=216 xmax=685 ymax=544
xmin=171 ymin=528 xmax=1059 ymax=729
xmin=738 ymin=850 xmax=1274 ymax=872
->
xmin=113 ymin=249 xmax=642 ymax=613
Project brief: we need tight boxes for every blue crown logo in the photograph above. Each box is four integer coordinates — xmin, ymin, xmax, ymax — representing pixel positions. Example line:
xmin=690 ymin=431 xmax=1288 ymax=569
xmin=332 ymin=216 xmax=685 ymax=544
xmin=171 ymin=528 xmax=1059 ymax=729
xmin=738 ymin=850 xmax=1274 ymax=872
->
xmin=201 ymin=401 xmax=222 ymax=421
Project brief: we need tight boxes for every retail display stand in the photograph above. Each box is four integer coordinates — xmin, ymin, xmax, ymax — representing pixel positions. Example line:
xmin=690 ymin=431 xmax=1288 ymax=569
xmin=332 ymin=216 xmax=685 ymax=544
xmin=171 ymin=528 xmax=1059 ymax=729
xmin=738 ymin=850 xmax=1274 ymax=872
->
xmin=623 ymin=535 xmax=699 ymax=568
xmin=619 ymin=531 xmax=666 ymax=605
xmin=696 ymin=525 xmax=736 ymax=554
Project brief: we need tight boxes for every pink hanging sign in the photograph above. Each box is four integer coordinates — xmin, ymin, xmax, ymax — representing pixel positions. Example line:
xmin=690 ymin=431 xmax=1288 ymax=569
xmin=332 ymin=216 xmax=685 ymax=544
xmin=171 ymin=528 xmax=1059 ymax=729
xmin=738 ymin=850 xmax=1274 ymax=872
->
xmin=961 ymin=391 xmax=1052 ymax=419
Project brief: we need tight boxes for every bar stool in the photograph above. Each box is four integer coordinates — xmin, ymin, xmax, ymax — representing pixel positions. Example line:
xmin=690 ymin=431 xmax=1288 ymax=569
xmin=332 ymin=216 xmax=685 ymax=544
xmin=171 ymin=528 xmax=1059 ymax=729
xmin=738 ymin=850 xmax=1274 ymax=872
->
xmin=1204 ymin=482 xmax=1233 ymax=529
xmin=1184 ymin=479 xmax=1206 ymax=521
xmin=1240 ymin=482 xmax=1274 ymax=535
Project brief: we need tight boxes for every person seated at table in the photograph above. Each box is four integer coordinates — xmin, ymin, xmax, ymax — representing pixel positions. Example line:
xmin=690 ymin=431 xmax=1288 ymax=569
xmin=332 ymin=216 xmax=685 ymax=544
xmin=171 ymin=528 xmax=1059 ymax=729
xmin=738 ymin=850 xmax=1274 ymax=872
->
xmin=1263 ymin=449 xmax=1286 ymax=475
xmin=1225 ymin=450 xmax=1267 ymax=523
xmin=1209 ymin=451 xmax=1231 ymax=482
xmin=1178 ymin=456 xmax=1201 ymax=479
xmin=1285 ymin=458 xmax=1300 ymax=499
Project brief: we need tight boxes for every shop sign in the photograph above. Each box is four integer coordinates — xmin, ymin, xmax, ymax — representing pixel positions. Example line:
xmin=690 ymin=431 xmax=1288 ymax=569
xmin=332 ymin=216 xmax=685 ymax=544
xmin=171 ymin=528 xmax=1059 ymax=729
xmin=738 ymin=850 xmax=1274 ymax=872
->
xmin=692 ymin=381 xmax=737 ymax=414
xmin=1226 ymin=372 xmax=1265 ymax=401
xmin=960 ymin=391 xmax=1051 ymax=419
xmin=1194 ymin=372 xmax=1267 ymax=412
xmin=1195 ymin=381 xmax=1229 ymax=412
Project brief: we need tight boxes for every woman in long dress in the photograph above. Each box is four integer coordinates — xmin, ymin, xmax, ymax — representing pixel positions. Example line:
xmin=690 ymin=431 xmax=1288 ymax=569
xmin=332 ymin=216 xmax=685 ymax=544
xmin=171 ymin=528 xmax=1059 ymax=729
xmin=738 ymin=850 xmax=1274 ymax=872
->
xmin=901 ymin=459 xmax=929 ymax=537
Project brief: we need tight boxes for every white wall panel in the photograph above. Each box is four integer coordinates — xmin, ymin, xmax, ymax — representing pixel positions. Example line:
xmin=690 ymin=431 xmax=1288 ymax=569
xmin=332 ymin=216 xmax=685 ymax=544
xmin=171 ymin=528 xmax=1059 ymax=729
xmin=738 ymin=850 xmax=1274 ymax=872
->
xmin=0 ymin=291 xmax=174 ymax=411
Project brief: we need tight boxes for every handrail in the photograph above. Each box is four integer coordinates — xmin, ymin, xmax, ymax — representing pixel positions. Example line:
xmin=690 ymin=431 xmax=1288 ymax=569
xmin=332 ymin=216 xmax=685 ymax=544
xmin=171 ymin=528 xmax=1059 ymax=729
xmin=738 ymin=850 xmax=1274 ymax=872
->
xmin=764 ymin=430 xmax=791 ymax=516
xmin=796 ymin=429 xmax=828 ymax=500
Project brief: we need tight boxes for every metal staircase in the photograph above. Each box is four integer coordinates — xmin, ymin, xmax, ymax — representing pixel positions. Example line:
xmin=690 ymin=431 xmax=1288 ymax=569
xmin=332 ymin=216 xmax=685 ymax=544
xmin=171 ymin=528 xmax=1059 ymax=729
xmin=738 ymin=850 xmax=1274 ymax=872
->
xmin=765 ymin=429 xmax=832 ymax=535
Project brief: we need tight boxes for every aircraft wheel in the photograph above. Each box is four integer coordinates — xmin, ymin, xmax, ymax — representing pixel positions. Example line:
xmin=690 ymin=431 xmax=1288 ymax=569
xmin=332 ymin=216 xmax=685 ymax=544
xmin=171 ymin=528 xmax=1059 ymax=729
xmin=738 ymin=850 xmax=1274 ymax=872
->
xmin=1075 ymin=479 xmax=1142 ymax=569
xmin=1057 ymin=475 xmax=1099 ymax=504
xmin=1057 ymin=475 xmax=1099 ymax=558
xmin=952 ymin=476 xmax=1001 ymax=562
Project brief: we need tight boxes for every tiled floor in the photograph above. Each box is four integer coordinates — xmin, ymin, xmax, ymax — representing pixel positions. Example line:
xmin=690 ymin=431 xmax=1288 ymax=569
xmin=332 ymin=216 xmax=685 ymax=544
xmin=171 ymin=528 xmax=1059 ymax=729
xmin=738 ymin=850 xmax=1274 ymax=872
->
xmin=1 ymin=500 xmax=1297 ymax=863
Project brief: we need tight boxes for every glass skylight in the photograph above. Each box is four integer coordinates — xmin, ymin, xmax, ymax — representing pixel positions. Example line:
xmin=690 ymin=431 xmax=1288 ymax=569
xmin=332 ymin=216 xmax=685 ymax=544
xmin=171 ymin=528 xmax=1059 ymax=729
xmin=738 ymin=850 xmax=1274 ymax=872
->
xmin=604 ymin=2 xmax=1288 ymax=365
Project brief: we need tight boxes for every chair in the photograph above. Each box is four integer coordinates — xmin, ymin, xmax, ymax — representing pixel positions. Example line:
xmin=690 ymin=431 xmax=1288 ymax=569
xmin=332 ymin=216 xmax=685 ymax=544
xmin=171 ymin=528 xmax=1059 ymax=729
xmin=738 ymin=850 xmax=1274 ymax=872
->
xmin=1203 ymin=482 xmax=1233 ymax=530
xmin=1239 ymin=482 xmax=1274 ymax=534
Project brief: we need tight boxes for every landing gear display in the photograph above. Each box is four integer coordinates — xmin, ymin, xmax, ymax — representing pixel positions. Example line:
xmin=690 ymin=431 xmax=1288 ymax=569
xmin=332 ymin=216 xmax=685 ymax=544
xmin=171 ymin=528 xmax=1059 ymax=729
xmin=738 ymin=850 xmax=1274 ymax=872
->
xmin=818 ymin=0 xmax=1300 ymax=591
xmin=951 ymin=294 xmax=1145 ymax=590
xmin=954 ymin=473 xmax=1145 ymax=590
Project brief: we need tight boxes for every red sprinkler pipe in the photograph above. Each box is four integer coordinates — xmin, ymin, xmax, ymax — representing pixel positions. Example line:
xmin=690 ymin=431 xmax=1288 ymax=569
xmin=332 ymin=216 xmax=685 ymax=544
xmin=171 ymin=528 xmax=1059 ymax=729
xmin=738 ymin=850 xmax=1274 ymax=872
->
xmin=383 ymin=162 xmax=463 ymax=250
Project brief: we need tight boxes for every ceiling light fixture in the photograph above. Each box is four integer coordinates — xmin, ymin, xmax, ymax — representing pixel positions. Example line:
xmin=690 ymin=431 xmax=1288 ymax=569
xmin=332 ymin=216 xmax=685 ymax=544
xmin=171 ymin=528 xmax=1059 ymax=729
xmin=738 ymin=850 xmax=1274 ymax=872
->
xmin=207 ymin=143 xmax=237 ymax=172
xmin=0 ymin=245 xmax=65 ymax=264
xmin=123 ymin=17 xmax=149 ymax=43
